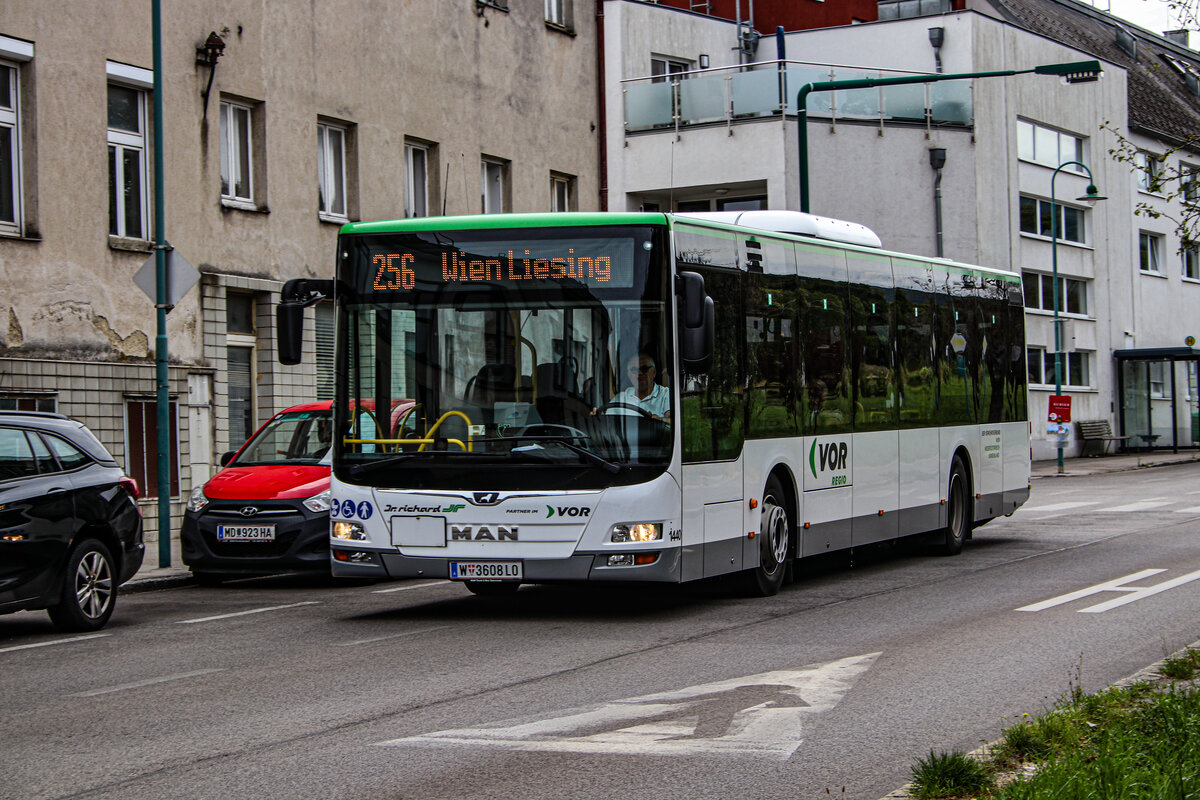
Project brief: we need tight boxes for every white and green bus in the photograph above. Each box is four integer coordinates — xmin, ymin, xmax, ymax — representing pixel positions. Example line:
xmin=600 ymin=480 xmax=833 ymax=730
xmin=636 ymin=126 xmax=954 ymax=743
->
xmin=278 ymin=210 xmax=1029 ymax=596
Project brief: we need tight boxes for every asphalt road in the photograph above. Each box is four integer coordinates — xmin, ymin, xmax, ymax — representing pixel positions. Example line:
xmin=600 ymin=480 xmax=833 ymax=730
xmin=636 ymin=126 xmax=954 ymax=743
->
xmin=3 ymin=462 xmax=1200 ymax=800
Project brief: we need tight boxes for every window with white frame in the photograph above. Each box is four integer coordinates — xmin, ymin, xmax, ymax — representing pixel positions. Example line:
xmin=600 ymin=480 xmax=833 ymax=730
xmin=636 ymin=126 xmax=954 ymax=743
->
xmin=1019 ymin=195 xmax=1086 ymax=243
xmin=650 ymin=56 xmax=689 ymax=83
xmin=1137 ymin=151 xmax=1163 ymax=193
xmin=1027 ymin=347 xmax=1091 ymax=388
xmin=0 ymin=60 xmax=20 ymax=235
xmin=481 ymin=158 xmax=507 ymax=213
xmin=405 ymin=141 xmax=430 ymax=218
xmin=545 ymin=0 xmax=568 ymax=27
xmin=1139 ymin=231 xmax=1164 ymax=273
xmin=219 ymin=99 xmax=253 ymax=205
xmin=226 ymin=292 xmax=257 ymax=448
xmin=1184 ymin=164 xmax=1199 ymax=204
xmin=107 ymin=82 xmax=149 ymax=239
xmin=1016 ymin=119 xmax=1085 ymax=172
xmin=1184 ymin=241 xmax=1199 ymax=280
xmin=1021 ymin=271 xmax=1088 ymax=315
xmin=550 ymin=173 xmax=574 ymax=212
xmin=317 ymin=121 xmax=348 ymax=220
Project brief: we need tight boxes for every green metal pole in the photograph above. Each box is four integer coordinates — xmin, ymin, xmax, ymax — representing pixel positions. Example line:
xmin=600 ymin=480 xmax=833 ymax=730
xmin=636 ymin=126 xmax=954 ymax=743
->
xmin=794 ymin=62 xmax=1099 ymax=214
xmin=152 ymin=0 xmax=171 ymax=566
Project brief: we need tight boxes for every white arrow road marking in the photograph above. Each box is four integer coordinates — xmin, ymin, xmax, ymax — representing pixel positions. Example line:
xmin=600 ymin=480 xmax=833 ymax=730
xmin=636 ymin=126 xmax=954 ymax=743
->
xmin=377 ymin=652 xmax=880 ymax=760
xmin=1016 ymin=568 xmax=1200 ymax=613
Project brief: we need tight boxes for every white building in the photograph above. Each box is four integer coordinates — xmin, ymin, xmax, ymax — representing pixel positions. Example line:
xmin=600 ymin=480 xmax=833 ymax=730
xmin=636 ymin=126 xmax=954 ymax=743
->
xmin=602 ymin=0 xmax=1200 ymax=459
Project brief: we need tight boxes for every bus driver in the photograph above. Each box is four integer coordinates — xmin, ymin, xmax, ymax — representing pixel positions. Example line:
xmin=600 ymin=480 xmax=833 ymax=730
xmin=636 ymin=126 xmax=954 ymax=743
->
xmin=596 ymin=352 xmax=670 ymax=422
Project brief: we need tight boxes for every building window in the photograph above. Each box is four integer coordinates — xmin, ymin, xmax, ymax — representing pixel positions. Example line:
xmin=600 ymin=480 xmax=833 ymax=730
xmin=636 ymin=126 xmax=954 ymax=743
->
xmin=1016 ymin=119 xmax=1085 ymax=172
xmin=1139 ymin=232 xmax=1164 ymax=273
xmin=1137 ymin=151 xmax=1163 ymax=193
xmin=1184 ymin=164 xmax=1199 ymax=204
xmin=545 ymin=0 xmax=569 ymax=27
xmin=0 ymin=395 xmax=56 ymax=412
xmin=481 ymin=157 xmax=508 ymax=213
xmin=317 ymin=121 xmax=348 ymax=221
xmin=0 ymin=60 xmax=20 ymax=236
xmin=1021 ymin=271 xmax=1088 ymax=315
xmin=1019 ymin=196 xmax=1085 ymax=243
xmin=125 ymin=399 xmax=180 ymax=498
xmin=107 ymin=83 xmax=149 ymax=239
xmin=1027 ymin=348 xmax=1090 ymax=389
xmin=226 ymin=292 xmax=257 ymax=448
xmin=1185 ymin=242 xmax=1200 ymax=280
xmin=219 ymin=99 xmax=254 ymax=205
xmin=405 ymin=141 xmax=431 ymax=218
xmin=315 ymin=302 xmax=335 ymax=401
xmin=550 ymin=173 xmax=574 ymax=212
xmin=650 ymin=57 xmax=689 ymax=83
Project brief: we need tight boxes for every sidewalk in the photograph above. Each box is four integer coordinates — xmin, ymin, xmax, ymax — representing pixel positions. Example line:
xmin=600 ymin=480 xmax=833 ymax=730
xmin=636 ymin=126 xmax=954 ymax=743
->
xmin=123 ymin=449 xmax=1200 ymax=593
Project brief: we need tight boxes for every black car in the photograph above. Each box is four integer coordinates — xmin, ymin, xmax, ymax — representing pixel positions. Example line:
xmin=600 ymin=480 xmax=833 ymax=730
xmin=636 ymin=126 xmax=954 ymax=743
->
xmin=0 ymin=412 xmax=144 ymax=631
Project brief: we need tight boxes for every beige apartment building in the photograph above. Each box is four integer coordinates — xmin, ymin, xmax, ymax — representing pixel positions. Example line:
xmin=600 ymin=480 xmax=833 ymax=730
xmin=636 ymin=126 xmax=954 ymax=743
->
xmin=0 ymin=0 xmax=599 ymax=541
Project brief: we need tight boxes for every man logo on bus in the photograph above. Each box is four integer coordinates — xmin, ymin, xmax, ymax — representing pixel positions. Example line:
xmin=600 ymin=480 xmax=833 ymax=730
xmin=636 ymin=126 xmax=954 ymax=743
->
xmin=809 ymin=439 xmax=848 ymax=478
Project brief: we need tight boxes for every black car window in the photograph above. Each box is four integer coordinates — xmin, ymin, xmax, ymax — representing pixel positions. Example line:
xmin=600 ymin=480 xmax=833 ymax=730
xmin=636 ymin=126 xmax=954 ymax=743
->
xmin=28 ymin=430 xmax=59 ymax=474
xmin=0 ymin=427 xmax=38 ymax=481
xmin=43 ymin=433 xmax=92 ymax=471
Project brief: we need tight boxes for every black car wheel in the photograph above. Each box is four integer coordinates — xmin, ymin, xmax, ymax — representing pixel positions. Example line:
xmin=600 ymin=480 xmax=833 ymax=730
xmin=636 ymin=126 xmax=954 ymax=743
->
xmin=47 ymin=538 xmax=117 ymax=632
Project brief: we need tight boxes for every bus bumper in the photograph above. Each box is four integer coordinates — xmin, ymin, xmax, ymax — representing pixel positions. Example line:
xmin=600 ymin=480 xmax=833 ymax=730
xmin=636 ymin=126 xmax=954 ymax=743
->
xmin=330 ymin=547 xmax=682 ymax=583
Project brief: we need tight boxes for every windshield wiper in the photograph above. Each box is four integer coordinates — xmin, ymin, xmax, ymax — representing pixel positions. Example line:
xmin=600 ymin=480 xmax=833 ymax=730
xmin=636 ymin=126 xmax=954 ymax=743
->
xmin=481 ymin=436 xmax=621 ymax=474
xmin=345 ymin=449 xmax=467 ymax=477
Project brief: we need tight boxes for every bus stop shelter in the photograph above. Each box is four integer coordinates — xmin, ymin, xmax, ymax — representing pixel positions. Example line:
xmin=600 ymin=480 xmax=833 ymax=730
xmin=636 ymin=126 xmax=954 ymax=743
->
xmin=1114 ymin=347 xmax=1200 ymax=453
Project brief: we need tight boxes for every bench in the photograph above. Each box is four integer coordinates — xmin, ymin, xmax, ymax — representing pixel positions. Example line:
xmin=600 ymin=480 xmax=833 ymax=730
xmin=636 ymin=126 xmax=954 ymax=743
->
xmin=1077 ymin=419 xmax=1130 ymax=457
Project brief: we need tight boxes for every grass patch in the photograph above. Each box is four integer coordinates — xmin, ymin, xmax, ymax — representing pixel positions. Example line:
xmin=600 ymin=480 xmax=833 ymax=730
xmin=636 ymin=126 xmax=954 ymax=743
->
xmin=907 ymin=654 xmax=1200 ymax=799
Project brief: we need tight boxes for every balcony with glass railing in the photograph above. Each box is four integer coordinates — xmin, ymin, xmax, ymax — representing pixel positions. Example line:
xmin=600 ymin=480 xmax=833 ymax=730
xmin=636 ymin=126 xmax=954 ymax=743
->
xmin=622 ymin=59 xmax=973 ymax=134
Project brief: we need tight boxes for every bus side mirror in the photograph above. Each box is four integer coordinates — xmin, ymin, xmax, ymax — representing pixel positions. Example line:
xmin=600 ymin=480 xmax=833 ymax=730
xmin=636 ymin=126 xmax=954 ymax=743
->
xmin=276 ymin=278 xmax=335 ymax=365
xmin=677 ymin=271 xmax=714 ymax=374
xmin=277 ymin=302 xmax=305 ymax=365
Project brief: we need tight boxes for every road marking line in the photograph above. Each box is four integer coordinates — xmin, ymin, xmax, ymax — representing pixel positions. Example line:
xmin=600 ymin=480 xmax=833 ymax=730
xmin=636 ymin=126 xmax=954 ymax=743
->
xmin=336 ymin=626 xmax=450 ymax=646
xmin=70 ymin=668 xmax=224 ymax=697
xmin=175 ymin=601 xmax=319 ymax=624
xmin=1016 ymin=569 xmax=1166 ymax=612
xmin=1080 ymin=569 xmax=1200 ymax=613
xmin=1022 ymin=501 xmax=1099 ymax=513
xmin=371 ymin=581 xmax=445 ymax=594
xmin=0 ymin=634 xmax=110 ymax=654
xmin=1103 ymin=498 xmax=1168 ymax=512
xmin=1175 ymin=506 xmax=1200 ymax=514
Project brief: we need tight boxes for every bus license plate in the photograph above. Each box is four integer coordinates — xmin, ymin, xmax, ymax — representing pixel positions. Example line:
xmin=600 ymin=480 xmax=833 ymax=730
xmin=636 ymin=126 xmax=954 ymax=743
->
xmin=449 ymin=561 xmax=522 ymax=581
xmin=216 ymin=524 xmax=276 ymax=542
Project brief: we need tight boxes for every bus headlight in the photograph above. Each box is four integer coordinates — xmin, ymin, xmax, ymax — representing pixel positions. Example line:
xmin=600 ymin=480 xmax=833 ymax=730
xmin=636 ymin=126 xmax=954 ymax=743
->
xmin=332 ymin=521 xmax=368 ymax=541
xmin=610 ymin=523 xmax=662 ymax=543
xmin=186 ymin=486 xmax=209 ymax=512
xmin=303 ymin=489 xmax=332 ymax=513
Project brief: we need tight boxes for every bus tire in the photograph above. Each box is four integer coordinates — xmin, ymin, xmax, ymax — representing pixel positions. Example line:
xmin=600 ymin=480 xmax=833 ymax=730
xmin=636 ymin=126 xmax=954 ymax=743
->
xmin=743 ymin=475 xmax=791 ymax=597
xmin=464 ymin=580 xmax=520 ymax=597
xmin=938 ymin=456 xmax=972 ymax=556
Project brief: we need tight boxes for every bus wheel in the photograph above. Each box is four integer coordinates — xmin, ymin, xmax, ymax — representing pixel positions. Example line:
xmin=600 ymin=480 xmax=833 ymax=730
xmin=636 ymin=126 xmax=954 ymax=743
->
xmin=464 ymin=581 xmax=520 ymax=597
xmin=938 ymin=456 xmax=972 ymax=556
xmin=743 ymin=476 xmax=791 ymax=597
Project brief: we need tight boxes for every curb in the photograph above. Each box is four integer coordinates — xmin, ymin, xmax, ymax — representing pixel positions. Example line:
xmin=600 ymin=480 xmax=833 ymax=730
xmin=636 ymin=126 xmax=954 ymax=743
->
xmin=876 ymin=636 xmax=1200 ymax=800
xmin=122 ymin=573 xmax=195 ymax=594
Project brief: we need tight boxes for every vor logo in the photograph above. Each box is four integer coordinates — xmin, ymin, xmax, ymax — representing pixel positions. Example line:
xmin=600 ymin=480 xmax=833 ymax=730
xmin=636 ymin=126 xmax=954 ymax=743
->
xmin=809 ymin=440 xmax=848 ymax=478
xmin=546 ymin=506 xmax=591 ymax=518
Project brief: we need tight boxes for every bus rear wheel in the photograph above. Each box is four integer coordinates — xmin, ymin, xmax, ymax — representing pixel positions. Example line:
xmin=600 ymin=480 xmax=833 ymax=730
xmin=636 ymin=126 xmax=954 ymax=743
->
xmin=938 ymin=456 xmax=972 ymax=556
xmin=742 ymin=476 xmax=791 ymax=597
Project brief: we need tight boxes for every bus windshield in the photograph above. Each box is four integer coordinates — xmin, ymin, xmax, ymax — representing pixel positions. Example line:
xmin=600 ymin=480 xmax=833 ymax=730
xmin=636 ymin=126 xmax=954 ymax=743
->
xmin=334 ymin=225 xmax=673 ymax=491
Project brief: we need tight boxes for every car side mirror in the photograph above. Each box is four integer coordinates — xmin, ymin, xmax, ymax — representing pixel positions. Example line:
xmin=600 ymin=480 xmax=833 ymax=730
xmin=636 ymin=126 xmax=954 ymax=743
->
xmin=219 ymin=451 xmax=236 ymax=467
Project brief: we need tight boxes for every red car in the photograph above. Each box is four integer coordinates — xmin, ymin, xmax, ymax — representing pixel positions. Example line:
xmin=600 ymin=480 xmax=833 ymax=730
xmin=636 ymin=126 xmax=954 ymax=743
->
xmin=181 ymin=402 xmax=334 ymax=583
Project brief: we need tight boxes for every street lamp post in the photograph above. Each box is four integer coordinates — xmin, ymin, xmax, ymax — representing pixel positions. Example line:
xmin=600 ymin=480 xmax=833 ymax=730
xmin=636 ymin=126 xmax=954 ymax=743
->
xmin=1050 ymin=161 xmax=1106 ymax=474
xmin=795 ymin=60 xmax=1103 ymax=213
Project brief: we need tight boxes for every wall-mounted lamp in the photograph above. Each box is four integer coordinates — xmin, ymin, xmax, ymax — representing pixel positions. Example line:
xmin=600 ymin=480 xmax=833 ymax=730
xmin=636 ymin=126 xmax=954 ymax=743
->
xmin=699 ymin=54 xmax=710 ymax=69
xmin=196 ymin=31 xmax=226 ymax=119
xmin=196 ymin=31 xmax=226 ymax=67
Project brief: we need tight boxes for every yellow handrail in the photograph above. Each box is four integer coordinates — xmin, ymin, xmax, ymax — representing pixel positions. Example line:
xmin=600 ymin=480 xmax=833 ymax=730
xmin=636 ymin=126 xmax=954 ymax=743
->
xmin=344 ymin=437 xmax=467 ymax=451
xmin=419 ymin=410 xmax=475 ymax=452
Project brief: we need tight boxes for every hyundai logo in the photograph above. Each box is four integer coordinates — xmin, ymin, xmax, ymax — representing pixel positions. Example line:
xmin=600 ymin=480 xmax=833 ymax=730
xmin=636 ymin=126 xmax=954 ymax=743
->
xmin=239 ymin=507 xmax=259 ymax=517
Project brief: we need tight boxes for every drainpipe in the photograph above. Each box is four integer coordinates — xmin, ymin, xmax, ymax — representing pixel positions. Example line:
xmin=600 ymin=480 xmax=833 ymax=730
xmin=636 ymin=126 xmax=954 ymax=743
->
xmin=596 ymin=0 xmax=608 ymax=210
xmin=930 ymin=147 xmax=946 ymax=258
